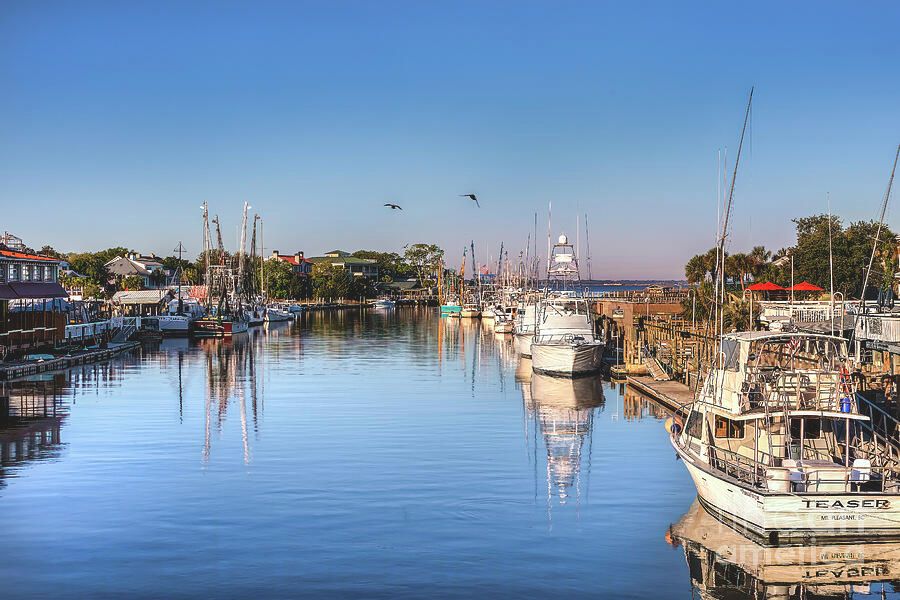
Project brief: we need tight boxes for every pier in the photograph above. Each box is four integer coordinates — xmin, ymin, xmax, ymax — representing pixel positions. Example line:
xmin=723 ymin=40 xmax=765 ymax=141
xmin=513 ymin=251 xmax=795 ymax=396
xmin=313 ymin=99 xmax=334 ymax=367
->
xmin=625 ymin=376 xmax=693 ymax=414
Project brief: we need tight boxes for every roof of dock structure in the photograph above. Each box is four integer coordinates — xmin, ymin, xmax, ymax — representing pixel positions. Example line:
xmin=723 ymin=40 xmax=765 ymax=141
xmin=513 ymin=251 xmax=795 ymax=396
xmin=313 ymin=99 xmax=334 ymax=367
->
xmin=722 ymin=330 xmax=844 ymax=342
xmin=111 ymin=289 xmax=175 ymax=305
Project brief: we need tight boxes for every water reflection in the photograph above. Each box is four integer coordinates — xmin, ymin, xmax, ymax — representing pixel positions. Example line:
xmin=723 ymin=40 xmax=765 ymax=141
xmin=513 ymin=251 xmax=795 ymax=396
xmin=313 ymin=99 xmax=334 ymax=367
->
xmin=524 ymin=373 xmax=605 ymax=507
xmin=669 ymin=500 xmax=900 ymax=599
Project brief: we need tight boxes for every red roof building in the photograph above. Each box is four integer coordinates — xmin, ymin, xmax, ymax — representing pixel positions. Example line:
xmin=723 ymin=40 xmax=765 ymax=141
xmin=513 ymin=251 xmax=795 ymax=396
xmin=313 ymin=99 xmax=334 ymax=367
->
xmin=269 ymin=251 xmax=313 ymax=276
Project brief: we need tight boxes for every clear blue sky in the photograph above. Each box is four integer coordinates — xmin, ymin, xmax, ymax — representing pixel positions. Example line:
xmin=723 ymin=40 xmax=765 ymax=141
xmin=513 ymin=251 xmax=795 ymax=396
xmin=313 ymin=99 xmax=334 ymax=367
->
xmin=2 ymin=1 xmax=898 ymax=278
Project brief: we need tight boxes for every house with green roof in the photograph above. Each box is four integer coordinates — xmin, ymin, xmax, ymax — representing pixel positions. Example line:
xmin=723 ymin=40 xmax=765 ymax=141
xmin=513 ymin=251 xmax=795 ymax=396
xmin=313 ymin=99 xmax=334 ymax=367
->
xmin=308 ymin=250 xmax=379 ymax=278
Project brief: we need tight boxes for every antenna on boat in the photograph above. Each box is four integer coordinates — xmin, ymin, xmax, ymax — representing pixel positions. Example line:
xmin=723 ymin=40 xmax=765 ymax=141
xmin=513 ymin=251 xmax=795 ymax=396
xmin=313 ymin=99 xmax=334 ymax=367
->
xmin=547 ymin=202 xmax=552 ymax=280
xmin=827 ymin=192 xmax=835 ymax=336
xmin=584 ymin=213 xmax=593 ymax=281
xmin=849 ymin=144 xmax=900 ymax=350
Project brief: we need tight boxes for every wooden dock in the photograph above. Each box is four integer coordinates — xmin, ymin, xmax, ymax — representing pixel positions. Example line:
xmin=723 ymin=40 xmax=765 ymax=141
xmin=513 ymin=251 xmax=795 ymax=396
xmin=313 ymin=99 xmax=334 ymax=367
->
xmin=626 ymin=375 xmax=694 ymax=414
xmin=0 ymin=341 xmax=141 ymax=382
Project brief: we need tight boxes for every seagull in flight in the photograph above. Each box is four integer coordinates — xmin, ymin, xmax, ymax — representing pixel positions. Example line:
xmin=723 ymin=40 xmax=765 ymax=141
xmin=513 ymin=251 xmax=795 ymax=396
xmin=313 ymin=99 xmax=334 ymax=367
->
xmin=460 ymin=193 xmax=480 ymax=207
xmin=384 ymin=203 xmax=403 ymax=210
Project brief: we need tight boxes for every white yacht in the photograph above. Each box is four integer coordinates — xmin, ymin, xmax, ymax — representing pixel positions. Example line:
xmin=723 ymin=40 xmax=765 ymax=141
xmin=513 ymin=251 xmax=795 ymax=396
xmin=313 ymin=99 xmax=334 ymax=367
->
xmin=530 ymin=235 xmax=603 ymax=377
xmin=670 ymin=330 xmax=900 ymax=542
xmin=373 ymin=298 xmax=396 ymax=309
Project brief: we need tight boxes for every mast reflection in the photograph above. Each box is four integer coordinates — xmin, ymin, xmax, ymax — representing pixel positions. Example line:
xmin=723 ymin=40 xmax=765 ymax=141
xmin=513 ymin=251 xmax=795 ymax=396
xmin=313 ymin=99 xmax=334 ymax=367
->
xmin=668 ymin=500 xmax=900 ymax=599
xmin=198 ymin=328 xmax=266 ymax=464
xmin=524 ymin=373 xmax=605 ymax=507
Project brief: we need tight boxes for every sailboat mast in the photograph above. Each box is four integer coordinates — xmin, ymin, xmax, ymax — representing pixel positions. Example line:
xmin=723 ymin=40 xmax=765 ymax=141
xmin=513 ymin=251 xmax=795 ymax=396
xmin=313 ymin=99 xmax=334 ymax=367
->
xmin=584 ymin=213 xmax=593 ymax=281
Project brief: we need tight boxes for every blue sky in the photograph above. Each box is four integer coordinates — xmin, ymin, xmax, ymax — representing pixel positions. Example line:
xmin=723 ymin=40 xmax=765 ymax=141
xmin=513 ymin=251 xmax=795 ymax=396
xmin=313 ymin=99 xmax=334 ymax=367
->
xmin=1 ymin=1 xmax=898 ymax=278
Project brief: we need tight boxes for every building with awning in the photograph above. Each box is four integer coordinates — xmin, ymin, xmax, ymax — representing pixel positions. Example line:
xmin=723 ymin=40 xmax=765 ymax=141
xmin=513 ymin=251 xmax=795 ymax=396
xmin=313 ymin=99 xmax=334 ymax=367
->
xmin=0 ymin=245 xmax=68 ymax=357
xmin=111 ymin=289 xmax=176 ymax=316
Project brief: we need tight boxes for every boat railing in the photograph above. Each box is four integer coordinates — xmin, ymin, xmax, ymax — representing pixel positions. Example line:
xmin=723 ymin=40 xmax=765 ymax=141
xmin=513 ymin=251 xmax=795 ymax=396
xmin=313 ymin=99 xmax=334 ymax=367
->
xmin=740 ymin=368 xmax=847 ymax=413
xmin=532 ymin=333 xmax=599 ymax=345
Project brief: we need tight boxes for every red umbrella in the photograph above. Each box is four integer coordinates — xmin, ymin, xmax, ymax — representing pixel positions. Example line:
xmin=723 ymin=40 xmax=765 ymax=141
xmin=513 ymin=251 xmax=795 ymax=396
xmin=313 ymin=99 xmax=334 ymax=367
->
xmin=746 ymin=281 xmax=785 ymax=291
xmin=788 ymin=281 xmax=824 ymax=292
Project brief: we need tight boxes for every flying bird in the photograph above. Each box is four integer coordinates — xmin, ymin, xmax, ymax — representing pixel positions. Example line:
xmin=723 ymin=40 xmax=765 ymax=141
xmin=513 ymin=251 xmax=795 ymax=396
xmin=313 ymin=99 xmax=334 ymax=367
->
xmin=384 ymin=203 xmax=403 ymax=210
xmin=460 ymin=193 xmax=480 ymax=207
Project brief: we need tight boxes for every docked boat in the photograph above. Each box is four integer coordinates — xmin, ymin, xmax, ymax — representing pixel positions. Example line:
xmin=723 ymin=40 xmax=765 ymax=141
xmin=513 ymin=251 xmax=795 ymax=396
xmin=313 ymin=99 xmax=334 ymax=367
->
xmin=460 ymin=302 xmax=482 ymax=319
xmin=530 ymin=294 xmax=603 ymax=376
xmin=493 ymin=314 xmax=514 ymax=333
xmin=192 ymin=313 xmax=250 ymax=337
xmin=530 ymin=235 xmax=603 ymax=377
xmin=669 ymin=330 xmax=900 ymax=542
xmin=513 ymin=301 xmax=537 ymax=357
xmin=373 ymin=298 xmax=396 ymax=309
xmin=440 ymin=301 xmax=462 ymax=317
xmin=264 ymin=304 xmax=292 ymax=322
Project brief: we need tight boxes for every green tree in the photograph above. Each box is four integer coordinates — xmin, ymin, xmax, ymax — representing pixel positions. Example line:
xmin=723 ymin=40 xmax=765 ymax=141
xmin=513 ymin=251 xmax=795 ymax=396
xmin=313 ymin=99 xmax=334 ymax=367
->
xmin=403 ymin=243 xmax=444 ymax=286
xmin=120 ymin=275 xmax=144 ymax=291
xmin=351 ymin=250 xmax=412 ymax=282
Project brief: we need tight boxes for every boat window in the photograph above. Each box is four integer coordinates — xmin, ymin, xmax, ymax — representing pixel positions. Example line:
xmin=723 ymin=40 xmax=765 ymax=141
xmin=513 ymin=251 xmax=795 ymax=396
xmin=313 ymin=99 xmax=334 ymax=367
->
xmin=790 ymin=418 xmax=821 ymax=439
xmin=714 ymin=416 xmax=745 ymax=439
xmin=721 ymin=338 xmax=741 ymax=371
xmin=685 ymin=410 xmax=703 ymax=440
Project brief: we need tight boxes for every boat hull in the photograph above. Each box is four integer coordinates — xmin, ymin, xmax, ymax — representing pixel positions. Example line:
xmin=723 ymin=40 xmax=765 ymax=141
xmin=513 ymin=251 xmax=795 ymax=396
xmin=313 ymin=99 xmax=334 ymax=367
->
xmin=514 ymin=333 xmax=534 ymax=357
xmin=674 ymin=438 xmax=900 ymax=542
xmin=531 ymin=342 xmax=602 ymax=376
xmin=192 ymin=318 xmax=249 ymax=337
xmin=460 ymin=309 xmax=481 ymax=319
xmin=440 ymin=304 xmax=461 ymax=316
xmin=494 ymin=320 xmax=514 ymax=334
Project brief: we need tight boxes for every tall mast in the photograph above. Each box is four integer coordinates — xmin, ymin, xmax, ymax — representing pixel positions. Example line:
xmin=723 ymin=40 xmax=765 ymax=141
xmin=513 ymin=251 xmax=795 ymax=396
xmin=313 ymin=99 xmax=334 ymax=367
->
xmin=174 ymin=241 xmax=186 ymax=314
xmin=202 ymin=201 xmax=211 ymax=309
xmin=715 ymin=87 xmax=753 ymax=343
xmin=237 ymin=201 xmax=250 ymax=296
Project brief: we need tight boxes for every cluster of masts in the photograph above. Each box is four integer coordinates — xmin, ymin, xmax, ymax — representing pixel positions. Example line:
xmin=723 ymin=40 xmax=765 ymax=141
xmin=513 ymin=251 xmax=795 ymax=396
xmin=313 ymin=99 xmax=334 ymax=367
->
xmin=200 ymin=201 xmax=268 ymax=313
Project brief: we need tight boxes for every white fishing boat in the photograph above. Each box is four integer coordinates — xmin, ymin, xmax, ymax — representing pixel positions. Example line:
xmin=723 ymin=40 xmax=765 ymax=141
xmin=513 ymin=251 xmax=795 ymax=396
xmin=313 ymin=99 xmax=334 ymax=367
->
xmin=460 ymin=302 xmax=482 ymax=319
xmin=264 ymin=304 xmax=292 ymax=322
xmin=513 ymin=301 xmax=537 ymax=357
xmin=493 ymin=314 xmax=514 ymax=333
xmin=373 ymin=298 xmax=396 ymax=309
xmin=669 ymin=330 xmax=900 ymax=543
xmin=530 ymin=235 xmax=603 ymax=377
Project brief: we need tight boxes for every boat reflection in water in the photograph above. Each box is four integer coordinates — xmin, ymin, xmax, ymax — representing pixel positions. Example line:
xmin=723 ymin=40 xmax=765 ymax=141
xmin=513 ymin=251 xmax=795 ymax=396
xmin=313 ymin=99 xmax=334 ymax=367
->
xmin=668 ymin=499 xmax=900 ymax=599
xmin=524 ymin=373 xmax=605 ymax=506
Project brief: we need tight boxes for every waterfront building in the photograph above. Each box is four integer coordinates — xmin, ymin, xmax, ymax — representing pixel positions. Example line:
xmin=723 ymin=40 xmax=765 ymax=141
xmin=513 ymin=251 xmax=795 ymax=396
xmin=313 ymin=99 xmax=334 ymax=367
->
xmin=104 ymin=253 xmax=169 ymax=288
xmin=111 ymin=289 xmax=177 ymax=317
xmin=0 ymin=245 xmax=68 ymax=357
xmin=308 ymin=250 xmax=379 ymax=278
xmin=269 ymin=250 xmax=313 ymax=276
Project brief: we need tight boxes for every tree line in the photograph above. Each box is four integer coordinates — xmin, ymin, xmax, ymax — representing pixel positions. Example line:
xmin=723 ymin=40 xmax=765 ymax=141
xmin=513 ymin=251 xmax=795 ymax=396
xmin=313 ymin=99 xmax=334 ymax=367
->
xmin=683 ymin=214 xmax=897 ymax=328
xmin=43 ymin=243 xmax=446 ymax=301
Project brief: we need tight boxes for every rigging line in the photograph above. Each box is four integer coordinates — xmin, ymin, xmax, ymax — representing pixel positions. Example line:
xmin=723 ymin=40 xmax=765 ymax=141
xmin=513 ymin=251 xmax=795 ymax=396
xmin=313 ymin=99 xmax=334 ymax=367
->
xmin=849 ymin=144 xmax=900 ymax=349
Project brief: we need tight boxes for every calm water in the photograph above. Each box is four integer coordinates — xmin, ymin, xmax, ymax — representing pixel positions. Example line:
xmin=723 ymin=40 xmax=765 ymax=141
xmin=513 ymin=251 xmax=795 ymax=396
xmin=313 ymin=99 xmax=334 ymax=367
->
xmin=1 ymin=308 xmax=897 ymax=598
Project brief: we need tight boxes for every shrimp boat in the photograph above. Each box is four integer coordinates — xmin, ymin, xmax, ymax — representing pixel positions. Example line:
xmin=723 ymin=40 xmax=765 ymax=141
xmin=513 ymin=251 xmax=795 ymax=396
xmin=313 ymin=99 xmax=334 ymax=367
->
xmin=530 ymin=235 xmax=603 ymax=377
xmin=670 ymin=330 xmax=900 ymax=543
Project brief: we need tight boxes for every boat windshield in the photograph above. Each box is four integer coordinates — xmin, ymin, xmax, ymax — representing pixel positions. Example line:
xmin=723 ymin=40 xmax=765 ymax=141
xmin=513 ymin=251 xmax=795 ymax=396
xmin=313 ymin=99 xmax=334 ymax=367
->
xmin=748 ymin=337 xmax=846 ymax=371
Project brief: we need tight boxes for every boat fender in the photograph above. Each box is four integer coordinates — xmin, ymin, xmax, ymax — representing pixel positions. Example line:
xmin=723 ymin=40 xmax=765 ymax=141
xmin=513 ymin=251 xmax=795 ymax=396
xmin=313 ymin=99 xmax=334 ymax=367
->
xmin=664 ymin=416 xmax=683 ymax=435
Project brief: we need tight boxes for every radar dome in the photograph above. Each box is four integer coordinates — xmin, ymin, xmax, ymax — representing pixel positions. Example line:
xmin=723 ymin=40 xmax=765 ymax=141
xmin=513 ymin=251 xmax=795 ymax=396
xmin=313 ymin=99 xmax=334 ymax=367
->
xmin=558 ymin=234 xmax=568 ymax=244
